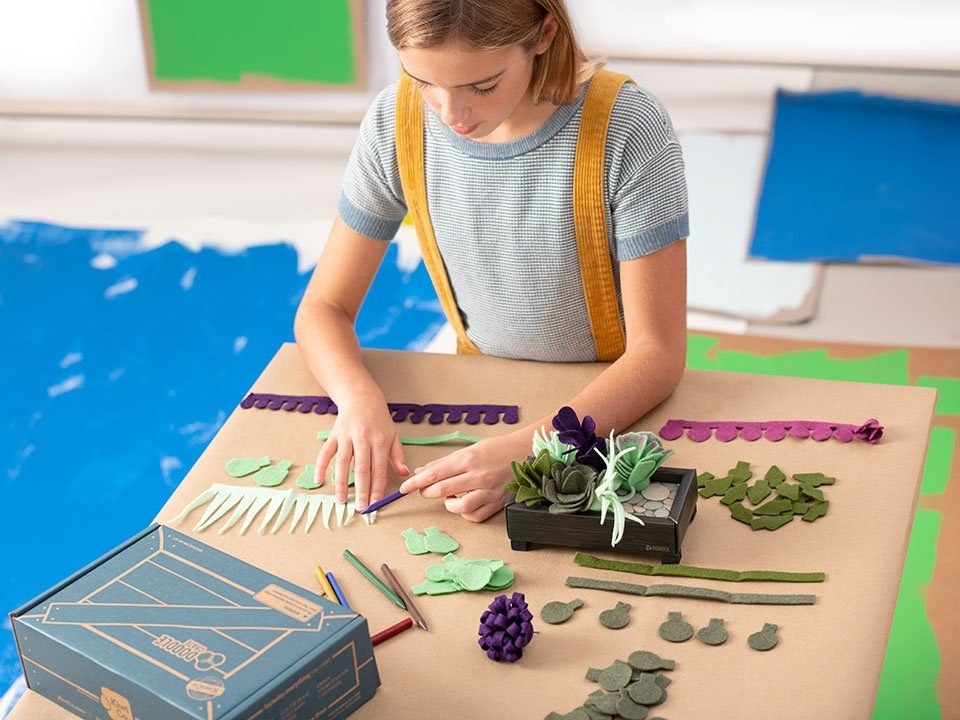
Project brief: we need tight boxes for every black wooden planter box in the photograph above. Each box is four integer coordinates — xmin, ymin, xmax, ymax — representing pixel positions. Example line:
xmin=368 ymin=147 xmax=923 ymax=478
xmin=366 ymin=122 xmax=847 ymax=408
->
xmin=504 ymin=466 xmax=698 ymax=564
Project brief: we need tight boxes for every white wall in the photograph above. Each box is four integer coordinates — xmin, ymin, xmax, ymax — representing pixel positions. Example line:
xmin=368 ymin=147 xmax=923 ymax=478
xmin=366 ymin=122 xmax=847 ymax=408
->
xmin=0 ymin=0 xmax=957 ymax=125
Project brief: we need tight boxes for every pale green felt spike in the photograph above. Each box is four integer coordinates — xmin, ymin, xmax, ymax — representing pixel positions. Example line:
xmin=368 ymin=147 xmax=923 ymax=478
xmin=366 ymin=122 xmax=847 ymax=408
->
xmin=257 ymin=493 xmax=287 ymax=534
xmin=192 ymin=487 xmax=235 ymax=530
xmin=218 ymin=492 xmax=258 ymax=534
xmin=252 ymin=460 xmax=292 ymax=488
xmin=295 ymin=464 xmax=321 ymax=490
xmin=335 ymin=501 xmax=346 ymax=527
xmin=362 ymin=510 xmax=376 ymax=524
xmin=289 ymin=496 xmax=309 ymax=532
xmin=269 ymin=492 xmax=297 ymax=534
xmin=402 ymin=528 xmax=429 ymax=555
xmin=344 ymin=501 xmax=356 ymax=526
xmin=195 ymin=491 xmax=243 ymax=532
xmin=455 ymin=564 xmax=493 ymax=591
xmin=225 ymin=456 xmax=270 ymax=478
xmin=239 ymin=494 xmax=272 ymax=535
xmin=170 ymin=486 xmax=218 ymax=524
xmin=301 ymin=496 xmax=321 ymax=532
xmin=322 ymin=496 xmax=335 ymax=529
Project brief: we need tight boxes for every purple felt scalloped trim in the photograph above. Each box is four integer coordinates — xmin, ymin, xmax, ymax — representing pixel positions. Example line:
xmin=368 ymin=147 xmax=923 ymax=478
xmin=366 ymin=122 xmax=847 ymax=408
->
xmin=658 ymin=418 xmax=883 ymax=444
xmin=240 ymin=392 xmax=519 ymax=425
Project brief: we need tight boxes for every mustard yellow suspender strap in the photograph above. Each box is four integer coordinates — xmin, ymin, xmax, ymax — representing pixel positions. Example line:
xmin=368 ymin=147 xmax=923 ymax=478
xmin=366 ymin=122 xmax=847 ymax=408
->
xmin=395 ymin=73 xmax=481 ymax=355
xmin=395 ymin=69 xmax=629 ymax=360
xmin=574 ymin=69 xmax=629 ymax=361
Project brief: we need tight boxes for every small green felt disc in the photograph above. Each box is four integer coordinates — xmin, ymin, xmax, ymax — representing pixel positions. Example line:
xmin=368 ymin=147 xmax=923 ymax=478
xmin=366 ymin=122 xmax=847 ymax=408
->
xmin=541 ymin=599 xmax=584 ymax=624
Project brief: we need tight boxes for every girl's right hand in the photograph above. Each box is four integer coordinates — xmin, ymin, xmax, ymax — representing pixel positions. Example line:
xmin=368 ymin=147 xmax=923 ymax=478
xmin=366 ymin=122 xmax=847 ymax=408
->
xmin=314 ymin=397 xmax=409 ymax=512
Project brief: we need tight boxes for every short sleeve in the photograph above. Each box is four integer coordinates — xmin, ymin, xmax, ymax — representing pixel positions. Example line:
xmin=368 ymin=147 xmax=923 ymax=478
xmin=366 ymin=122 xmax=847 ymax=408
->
xmin=337 ymin=84 xmax=409 ymax=241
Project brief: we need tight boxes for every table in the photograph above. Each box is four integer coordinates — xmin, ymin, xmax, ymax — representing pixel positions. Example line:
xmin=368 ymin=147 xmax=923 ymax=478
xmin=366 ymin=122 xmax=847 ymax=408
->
xmin=8 ymin=343 xmax=936 ymax=719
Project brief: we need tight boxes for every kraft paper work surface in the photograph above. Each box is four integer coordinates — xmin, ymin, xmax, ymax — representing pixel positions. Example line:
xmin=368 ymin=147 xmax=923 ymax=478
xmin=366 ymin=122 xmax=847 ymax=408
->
xmin=9 ymin=343 xmax=936 ymax=720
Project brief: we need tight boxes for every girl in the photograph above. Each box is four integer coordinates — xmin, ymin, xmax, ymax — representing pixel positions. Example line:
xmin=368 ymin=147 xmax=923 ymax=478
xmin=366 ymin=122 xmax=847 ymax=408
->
xmin=294 ymin=0 xmax=688 ymax=521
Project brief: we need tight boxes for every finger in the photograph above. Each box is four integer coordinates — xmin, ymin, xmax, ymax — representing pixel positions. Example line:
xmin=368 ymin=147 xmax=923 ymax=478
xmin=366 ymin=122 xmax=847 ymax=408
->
xmin=314 ymin=440 xmax=336 ymax=487
xmin=350 ymin=439 xmax=372 ymax=510
xmin=369 ymin=444 xmax=390 ymax=506
xmin=444 ymin=488 xmax=511 ymax=522
xmin=389 ymin=436 xmax=410 ymax=478
xmin=334 ymin=444 xmax=354 ymax=504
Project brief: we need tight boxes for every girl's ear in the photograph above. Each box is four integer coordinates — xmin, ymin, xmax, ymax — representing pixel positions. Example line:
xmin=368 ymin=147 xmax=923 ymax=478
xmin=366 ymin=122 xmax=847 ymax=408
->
xmin=535 ymin=13 xmax=559 ymax=55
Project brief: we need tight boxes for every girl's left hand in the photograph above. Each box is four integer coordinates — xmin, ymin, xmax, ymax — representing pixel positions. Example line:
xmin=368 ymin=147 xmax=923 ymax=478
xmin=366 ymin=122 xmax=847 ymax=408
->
xmin=398 ymin=431 xmax=530 ymax=522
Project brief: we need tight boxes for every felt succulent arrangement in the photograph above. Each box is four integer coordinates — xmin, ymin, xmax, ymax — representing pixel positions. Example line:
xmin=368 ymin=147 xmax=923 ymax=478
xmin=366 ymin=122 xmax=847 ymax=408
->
xmin=506 ymin=406 xmax=675 ymax=546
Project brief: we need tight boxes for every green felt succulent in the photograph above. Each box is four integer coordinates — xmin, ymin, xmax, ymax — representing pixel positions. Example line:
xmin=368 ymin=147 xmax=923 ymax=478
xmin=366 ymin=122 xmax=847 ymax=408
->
xmin=506 ymin=448 xmax=553 ymax=507
xmin=613 ymin=431 xmax=674 ymax=492
xmin=543 ymin=461 xmax=598 ymax=514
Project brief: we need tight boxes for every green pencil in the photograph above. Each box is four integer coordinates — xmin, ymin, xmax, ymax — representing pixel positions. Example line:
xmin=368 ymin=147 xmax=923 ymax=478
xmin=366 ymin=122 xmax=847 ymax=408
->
xmin=343 ymin=549 xmax=407 ymax=610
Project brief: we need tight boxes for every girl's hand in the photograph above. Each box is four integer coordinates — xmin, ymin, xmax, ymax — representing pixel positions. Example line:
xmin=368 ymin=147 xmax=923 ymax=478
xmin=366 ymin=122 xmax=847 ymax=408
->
xmin=398 ymin=431 xmax=530 ymax=522
xmin=315 ymin=399 xmax=409 ymax=511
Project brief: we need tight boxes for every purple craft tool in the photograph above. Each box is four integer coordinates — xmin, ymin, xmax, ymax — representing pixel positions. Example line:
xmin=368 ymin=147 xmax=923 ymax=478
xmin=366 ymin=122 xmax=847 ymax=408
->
xmin=360 ymin=490 xmax=406 ymax=515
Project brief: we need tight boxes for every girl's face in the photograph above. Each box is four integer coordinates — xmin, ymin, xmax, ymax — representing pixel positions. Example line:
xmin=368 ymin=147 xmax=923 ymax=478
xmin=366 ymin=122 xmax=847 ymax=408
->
xmin=398 ymin=27 xmax=556 ymax=143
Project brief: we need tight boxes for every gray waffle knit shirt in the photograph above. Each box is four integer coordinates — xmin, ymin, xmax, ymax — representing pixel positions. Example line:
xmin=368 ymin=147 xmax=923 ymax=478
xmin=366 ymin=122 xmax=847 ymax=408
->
xmin=337 ymin=77 xmax=689 ymax=362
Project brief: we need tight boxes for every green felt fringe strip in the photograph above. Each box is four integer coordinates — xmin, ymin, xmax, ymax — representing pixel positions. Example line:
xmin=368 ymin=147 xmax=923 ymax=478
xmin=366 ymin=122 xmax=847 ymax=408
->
xmin=565 ymin=576 xmax=816 ymax=605
xmin=573 ymin=552 xmax=825 ymax=583
xmin=317 ymin=430 xmax=482 ymax=445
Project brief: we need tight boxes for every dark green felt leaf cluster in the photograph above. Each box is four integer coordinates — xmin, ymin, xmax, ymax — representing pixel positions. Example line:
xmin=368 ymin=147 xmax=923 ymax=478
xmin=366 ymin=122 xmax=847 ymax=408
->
xmin=507 ymin=449 xmax=553 ymax=506
xmin=543 ymin=461 xmax=598 ymax=514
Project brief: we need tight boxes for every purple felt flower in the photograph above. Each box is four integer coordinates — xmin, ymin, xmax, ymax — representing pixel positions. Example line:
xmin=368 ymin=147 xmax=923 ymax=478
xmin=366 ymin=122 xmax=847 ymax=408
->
xmin=854 ymin=418 xmax=884 ymax=444
xmin=478 ymin=592 xmax=534 ymax=663
xmin=552 ymin=406 xmax=608 ymax=472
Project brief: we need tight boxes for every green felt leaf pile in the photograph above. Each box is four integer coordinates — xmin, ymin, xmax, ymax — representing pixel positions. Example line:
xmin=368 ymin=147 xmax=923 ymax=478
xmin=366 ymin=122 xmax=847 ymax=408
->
xmin=544 ymin=461 xmax=598 ymax=514
xmin=547 ymin=649 xmax=676 ymax=719
xmin=506 ymin=448 xmax=553 ymax=507
xmin=412 ymin=553 xmax=515 ymax=595
xmin=700 ymin=461 xmax=833 ymax=531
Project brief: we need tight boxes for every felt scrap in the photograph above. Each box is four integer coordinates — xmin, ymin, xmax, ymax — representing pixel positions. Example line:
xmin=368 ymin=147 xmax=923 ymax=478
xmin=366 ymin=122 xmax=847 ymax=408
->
xmin=696 ymin=471 xmax=714 ymax=488
xmin=541 ymin=598 xmax=584 ymax=624
xmin=252 ymin=460 xmax=292 ymax=488
xmin=729 ymin=460 xmax=753 ymax=483
xmin=753 ymin=497 xmax=794 ymax=516
xmin=243 ymin=392 xmax=519 ymax=424
xmin=626 ymin=650 xmax=676 ymax=672
xmin=565 ymin=576 xmax=816 ymax=605
xmin=802 ymin=501 xmax=830 ymax=522
xmin=423 ymin=526 xmax=460 ymax=553
xmin=573 ymin=552 xmax=826 ymax=583
xmin=615 ymin=695 xmax=649 ymax=720
xmin=414 ymin=554 xmax=515 ymax=595
xmin=751 ymin=514 xmax=795 ymax=531
xmin=599 ymin=601 xmax=632 ymax=629
xmin=747 ymin=623 xmax=780 ymax=651
xmin=793 ymin=472 xmax=835 ymax=486
xmin=764 ymin=465 xmax=787 ymax=486
xmin=402 ymin=528 xmax=429 ymax=555
xmin=627 ymin=673 xmax=667 ymax=705
xmin=775 ymin=482 xmax=800 ymax=501
xmin=658 ymin=611 xmax=693 ymax=643
xmin=746 ymin=480 xmax=772 ymax=505
xmin=658 ymin=418 xmax=883 ymax=443
xmin=225 ymin=456 xmax=270 ymax=478
xmin=696 ymin=618 xmax=728 ymax=646
xmin=698 ymin=475 xmax=733 ymax=498
xmin=597 ymin=661 xmax=634 ymax=691
xmin=729 ymin=502 xmax=754 ymax=525
xmin=294 ymin=464 xmax=321 ymax=490
xmin=720 ymin=483 xmax=748 ymax=505
xmin=585 ymin=690 xmax=621 ymax=715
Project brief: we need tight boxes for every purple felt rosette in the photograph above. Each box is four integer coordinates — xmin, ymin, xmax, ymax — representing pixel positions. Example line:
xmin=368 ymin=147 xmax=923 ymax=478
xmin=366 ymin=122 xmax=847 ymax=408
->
xmin=478 ymin=592 xmax=534 ymax=662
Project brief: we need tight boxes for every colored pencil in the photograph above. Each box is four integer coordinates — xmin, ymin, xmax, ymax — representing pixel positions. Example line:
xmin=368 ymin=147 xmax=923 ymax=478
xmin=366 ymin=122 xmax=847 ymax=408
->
xmin=380 ymin=563 xmax=428 ymax=631
xmin=370 ymin=617 xmax=413 ymax=647
xmin=360 ymin=489 xmax=406 ymax=515
xmin=314 ymin=565 xmax=338 ymax=604
xmin=325 ymin=570 xmax=351 ymax=610
xmin=342 ymin=549 xmax=407 ymax=610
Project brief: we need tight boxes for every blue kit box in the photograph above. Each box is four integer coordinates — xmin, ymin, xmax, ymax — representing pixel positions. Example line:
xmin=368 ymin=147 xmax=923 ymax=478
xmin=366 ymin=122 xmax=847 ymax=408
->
xmin=10 ymin=524 xmax=380 ymax=720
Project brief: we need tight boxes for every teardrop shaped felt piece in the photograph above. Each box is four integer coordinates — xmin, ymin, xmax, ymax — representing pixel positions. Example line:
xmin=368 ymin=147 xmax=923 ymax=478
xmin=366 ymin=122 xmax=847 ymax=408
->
xmin=225 ymin=456 xmax=270 ymax=477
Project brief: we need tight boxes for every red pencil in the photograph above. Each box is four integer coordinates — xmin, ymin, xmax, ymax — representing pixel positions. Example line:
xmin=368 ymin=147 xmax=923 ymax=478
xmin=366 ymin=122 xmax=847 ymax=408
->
xmin=370 ymin=617 xmax=414 ymax=647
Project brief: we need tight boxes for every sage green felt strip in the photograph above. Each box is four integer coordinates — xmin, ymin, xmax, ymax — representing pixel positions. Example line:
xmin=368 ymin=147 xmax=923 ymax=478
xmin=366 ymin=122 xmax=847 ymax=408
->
xmin=317 ymin=429 xmax=482 ymax=445
xmin=565 ymin=576 xmax=816 ymax=605
xmin=573 ymin=552 xmax=826 ymax=583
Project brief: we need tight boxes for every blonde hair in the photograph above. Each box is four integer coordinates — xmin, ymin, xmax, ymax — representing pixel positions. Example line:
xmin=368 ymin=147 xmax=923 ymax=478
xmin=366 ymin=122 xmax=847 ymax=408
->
xmin=386 ymin=0 xmax=602 ymax=105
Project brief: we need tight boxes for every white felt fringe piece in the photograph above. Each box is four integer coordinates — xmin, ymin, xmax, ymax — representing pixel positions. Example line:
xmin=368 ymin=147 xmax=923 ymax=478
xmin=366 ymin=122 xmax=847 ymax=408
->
xmin=169 ymin=483 xmax=376 ymax=535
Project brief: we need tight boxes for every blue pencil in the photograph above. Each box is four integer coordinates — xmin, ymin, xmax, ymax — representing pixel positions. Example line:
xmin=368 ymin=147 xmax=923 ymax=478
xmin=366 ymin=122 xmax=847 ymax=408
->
xmin=360 ymin=490 xmax=406 ymax=515
xmin=325 ymin=570 xmax=351 ymax=610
